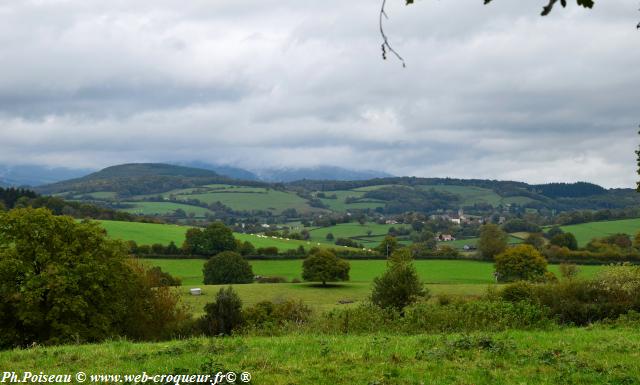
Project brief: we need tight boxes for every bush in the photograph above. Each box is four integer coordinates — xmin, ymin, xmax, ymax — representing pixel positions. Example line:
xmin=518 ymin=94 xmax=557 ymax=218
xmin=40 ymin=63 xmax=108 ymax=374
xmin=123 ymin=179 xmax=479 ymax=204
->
xmin=255 ymin=276 xmax=288 ymax=283
xmin=371 ymin=250 xmax=428 ymax=311
xmin=335 ymin=238 xmax=362 ymax=248
xmin=500 ymin=265 xmax=640 ymax=325
xmin=203 ymin=251 xmax=254 ymax=285
xmin=559 ymin=263 xmax=580 ymax=279
xmin=302 ymin=249 xmax=350 ymax=286
xmin=199 ymin=287 xmax=243 ymax=336
xmin=256 ymin=246 xmax=279 ymax=256
xmin=494 ymin=244 xmax=548 ymax=282
xmin=243 ymin=300 xmax=312 ymax=331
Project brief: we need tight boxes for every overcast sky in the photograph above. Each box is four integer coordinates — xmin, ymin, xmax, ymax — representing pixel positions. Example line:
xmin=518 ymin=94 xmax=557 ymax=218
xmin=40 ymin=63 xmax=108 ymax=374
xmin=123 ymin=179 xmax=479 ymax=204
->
xmin=0 ymin=0 xmax=638 ymax=187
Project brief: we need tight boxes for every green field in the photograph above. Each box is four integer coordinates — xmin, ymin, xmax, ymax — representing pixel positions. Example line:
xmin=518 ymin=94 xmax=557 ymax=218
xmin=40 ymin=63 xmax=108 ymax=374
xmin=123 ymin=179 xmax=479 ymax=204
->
xmin=4 ymin=328 xmax=639 ymax=384
xmin=174 ymin=186 xmax=316 ymax=214
xmin=318 ymin=190 xmax=385 ymax=211
xmin=99 ymin=220 xmax=190 ymax=245
xmin=140 ymin=258 xmax=603 ymax=286
xmin=98 ymin=220 xmax=342 ymax=250
xmin=308 ymin=222 xmax=400 ymax=243
xmin=139 ymin=258 xmax=603 ymax=314
xmin=447 ymin=235 xmax=524 ymax=250
xmin=559 ymin=218 xmax=640 ymax=246
xmin=120 ymin=201 xmax=214 ymax=218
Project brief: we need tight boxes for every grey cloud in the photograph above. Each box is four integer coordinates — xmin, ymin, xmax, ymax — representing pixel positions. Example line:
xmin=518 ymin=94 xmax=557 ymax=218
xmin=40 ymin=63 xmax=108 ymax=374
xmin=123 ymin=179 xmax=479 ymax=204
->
xmin=0 ymin=0 xmax=638 ymax=187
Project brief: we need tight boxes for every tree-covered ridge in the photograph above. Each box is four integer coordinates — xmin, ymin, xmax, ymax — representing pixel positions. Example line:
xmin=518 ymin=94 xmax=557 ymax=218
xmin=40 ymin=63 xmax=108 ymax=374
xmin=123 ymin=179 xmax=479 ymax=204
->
xmin=533 ymin=182 xmax=606 ymax=198
xmin=36 ymin=163 xmax=269 ymax=196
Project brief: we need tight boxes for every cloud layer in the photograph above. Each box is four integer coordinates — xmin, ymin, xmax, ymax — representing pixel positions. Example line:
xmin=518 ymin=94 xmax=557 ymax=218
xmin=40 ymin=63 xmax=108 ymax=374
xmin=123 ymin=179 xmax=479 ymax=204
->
xmin=0 ymin=0 xmax=638 ymax=187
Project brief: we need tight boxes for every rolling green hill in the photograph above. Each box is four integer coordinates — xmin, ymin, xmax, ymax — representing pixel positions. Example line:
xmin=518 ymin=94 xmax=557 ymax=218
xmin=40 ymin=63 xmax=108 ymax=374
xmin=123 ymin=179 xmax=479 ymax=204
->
xmin=558 ymin=218 xmax=640 ymax=246
xmin=97 ymin=220 xmax=340 ymax=250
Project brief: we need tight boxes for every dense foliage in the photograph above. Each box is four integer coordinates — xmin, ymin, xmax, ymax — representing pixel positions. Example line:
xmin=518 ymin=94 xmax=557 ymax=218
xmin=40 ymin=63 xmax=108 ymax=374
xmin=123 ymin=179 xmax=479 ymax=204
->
xmin=477 ymin=224 xmax=508 ymax=260
xmin=202 ymin=251 xmax=254 ymax=284
xmin=371 ymin=250 xmax=428 ymax=311
xmin=183 ymin=222 xmax=237 ymax=257
xmin=199 ymin=287 xmax=243 ymax=336
xmin=494 ymin=244 xmax=549 ymax=282
xmin=0 ymin=208 xmax=187 ymax=348
xmin=302 ymin=249 xmax=350 ymax=286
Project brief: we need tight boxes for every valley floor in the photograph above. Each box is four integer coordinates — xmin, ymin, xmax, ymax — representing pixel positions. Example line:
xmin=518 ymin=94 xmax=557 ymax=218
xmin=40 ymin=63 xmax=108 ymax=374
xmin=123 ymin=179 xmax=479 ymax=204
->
xmin=2 ymin=327 xmax=639 ymax=385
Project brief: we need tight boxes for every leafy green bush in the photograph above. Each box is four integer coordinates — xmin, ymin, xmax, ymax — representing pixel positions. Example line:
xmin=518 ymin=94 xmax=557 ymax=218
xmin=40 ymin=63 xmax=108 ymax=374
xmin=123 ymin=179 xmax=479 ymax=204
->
xmin=203 ymin=251 xmax=254 ymax=285
xmin=199 ymin=287 xmax=243 ymax=336
xmin=500 ymin=265 xmax=640 ymax=325
xmin=243 ymin=299 xmax=312 ymax=331
xmin=494 ymin=244 xmax=548 ymax=282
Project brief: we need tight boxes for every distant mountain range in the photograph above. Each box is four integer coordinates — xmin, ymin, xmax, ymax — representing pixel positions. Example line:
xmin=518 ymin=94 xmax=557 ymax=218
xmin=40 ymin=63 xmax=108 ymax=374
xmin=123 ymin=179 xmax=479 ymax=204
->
xmin=24 ymin=162 xmax=639 ymax=218
xmin=0 ymin=165 xmax=92 ymax=187
xmin=1 ymin=162 xmax=394 ymax=187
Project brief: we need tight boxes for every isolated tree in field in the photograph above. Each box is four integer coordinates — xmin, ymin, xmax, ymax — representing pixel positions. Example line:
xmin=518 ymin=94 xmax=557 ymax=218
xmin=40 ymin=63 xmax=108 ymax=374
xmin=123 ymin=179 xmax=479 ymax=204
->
xmin=326 ymin=232 xmax=334 ymax=241
xmin=494 ymin=244 xmax=548 ymax=282
xmin=302 ymin=249 xmax=350 ymax=286
xmin=183 ymin=222 xmax=236 ymax=256
xmin=203 ymin=251 xmax=254 ymax=285
xmin=477 ymin=224 xmax=508 ymax=259
xmin=550 ymin=232 xmax=578 ymax=250
xmin=371 ymin=249 xmax=428 ymax=312
xmin=200 ymin=286 xmax=243 ymax=336
xmin=0 ymin=208 xmax=186 ymax=348
xmin=376 ymin=235 xmax=400 ymax=257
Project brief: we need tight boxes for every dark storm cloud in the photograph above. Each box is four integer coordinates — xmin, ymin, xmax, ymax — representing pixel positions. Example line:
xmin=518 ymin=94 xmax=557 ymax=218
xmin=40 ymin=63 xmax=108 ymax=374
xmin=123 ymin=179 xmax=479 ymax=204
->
xmin=0 ymin=0 xmax=638 ymax=187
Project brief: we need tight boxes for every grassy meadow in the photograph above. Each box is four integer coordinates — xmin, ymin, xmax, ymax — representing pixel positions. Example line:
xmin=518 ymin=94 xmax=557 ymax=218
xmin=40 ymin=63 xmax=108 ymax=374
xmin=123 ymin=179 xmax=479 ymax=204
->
xmin=138 ymin=258 xmax=604 ymax=314
xmin=98 ymin=220 xmax=341 ymax=250
xmin=3 ymin=328 xmax=639 ymax=385
xmin=558 ymin=218 xmax=640 ymax=246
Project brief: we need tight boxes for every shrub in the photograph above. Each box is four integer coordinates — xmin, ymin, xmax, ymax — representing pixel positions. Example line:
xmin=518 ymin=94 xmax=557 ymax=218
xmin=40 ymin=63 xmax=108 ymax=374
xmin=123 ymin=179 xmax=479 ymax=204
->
xmin=371 ymin=249 xmax=429 ymax=312
xmin=203 ymin=251 xmax=254 ymax=285
xmin=302 ymin=249 xmax=350 ymax=286
xmin=199 ymin=287 xmax=243 ymax=336
xmin=494 ymin=244 xmax=548 ymax=282
xmin=335 ymin=238 xmax=362 ymax=248
xmin=256 ymin=246 xmax=279 ymax=256
xmin=500 ymin=266 xmax=640 ymax=325
xmin=559 ymin=263 xmax=580 ymax=280
xmin=243 ymin=300 xmax=312 ymax=331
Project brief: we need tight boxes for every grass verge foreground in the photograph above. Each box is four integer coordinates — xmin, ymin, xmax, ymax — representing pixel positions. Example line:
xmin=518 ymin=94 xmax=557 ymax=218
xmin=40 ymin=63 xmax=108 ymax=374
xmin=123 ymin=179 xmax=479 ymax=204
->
xmin=2 ymin=327 xmax=639 ymax=385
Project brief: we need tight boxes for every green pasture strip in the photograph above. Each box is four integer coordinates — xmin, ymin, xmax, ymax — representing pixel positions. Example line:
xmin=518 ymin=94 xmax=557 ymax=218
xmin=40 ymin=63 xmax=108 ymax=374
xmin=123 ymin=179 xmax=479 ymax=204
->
xmin=139 ymin=258 xmax=603 ymax=287
xmin=558 ymin=218 xmax=640 ymax=246
xmin=3 ymin=328 xmax=639 ymax=385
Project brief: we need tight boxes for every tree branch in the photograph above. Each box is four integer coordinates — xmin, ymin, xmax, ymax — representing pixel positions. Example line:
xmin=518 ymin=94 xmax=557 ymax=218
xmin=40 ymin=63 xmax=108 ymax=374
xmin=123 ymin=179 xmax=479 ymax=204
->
xmin=380 ymin=0 xmax=406 ymax=68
